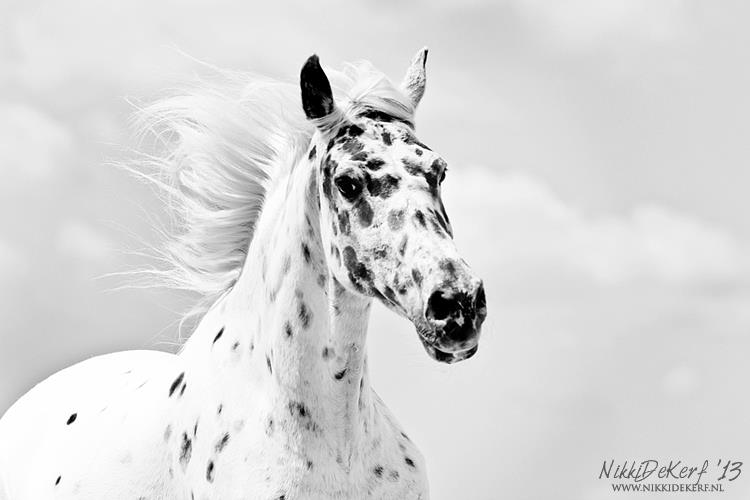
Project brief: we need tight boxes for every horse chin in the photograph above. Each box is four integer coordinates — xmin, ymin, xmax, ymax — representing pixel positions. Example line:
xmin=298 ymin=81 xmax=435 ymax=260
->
xmin=416 ymin=333 xmax=479 ymax=364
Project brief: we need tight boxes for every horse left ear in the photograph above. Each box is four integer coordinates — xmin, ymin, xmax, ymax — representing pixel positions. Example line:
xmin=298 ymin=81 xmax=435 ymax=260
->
xmin=300 ymin=54 xmax=335 ymax=120
xmin=401 ymin=47 xmax=428 ymax=107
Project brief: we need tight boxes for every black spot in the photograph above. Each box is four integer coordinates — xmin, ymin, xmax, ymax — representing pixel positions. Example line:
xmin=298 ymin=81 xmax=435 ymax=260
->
xmin=179 ymin=432 xmax=192 ymax=471
xmin=351 ymin=151 xmax=368 ymax=162
xmin=415 ymin=148 xmax=423 ymax=156
xmin=217 ymin=404 xmax=223 ymax=415
xmin=343 ymin=246 xmax=373 ymax=291
xmin=307 ymin=460 xmax=314 ymax=470
xmin=231 ymin=341 xmax=240 ymax=351
xmin=266 ymin=356 xmax=273 ymax=374
xmin=298 ymin=301 xmax=311 ymax=329
xmin=355 ymin=200 xmax=374 ymax=226
xmin=308 ymin=145 xmax=317 ymax=161
xmin=414 ymin=210 xmax=427 ymax=228
xmin=358 ymin=108 xmax=413 ymax=128
xmin=322 ymin=158 xmax=337 ymax=199
xmin=206 ymin=460 xmax=215 ymax=482
xmin=388 ymin=210 xmax=406 ymax=231
xmin=322 ymin=346 xmax=332 ymax=359
xmin=401 ymin=431 xmax=411 ymax=441
xmin=284 ymin=322 xmax=293 ymax=338
xmin=180 ymin=382 xmax=187 ymax=397
xmin=66 ymin=413 xmax=77 ymax=425
xmin=289 ymin=401 xmax=308 ymax=418
xmin=367 ymin=174 xmax=400 ymax=198
xmin=341 ymin=137 xmax=364 ymax=155
xmin=215 ymin=433 xmax=230 ymax=453
xmin=193 ymin=420 xmax=199 ymax=438
xmin=336 ymin=123 xmax=364 ymax=138
xmin=439 ymin=258 xmax=458 ymax=280
xmin=338 ymin=211 xmax=350 ymax=235
xmin=212 ymin=327 xmax=224 ymax=345
xmin=169 ymin=372 xmax=185 ymax=397
xmin=348 ymin=124 xmax=364 ymax=136
xmin=334 ymin=368 xmax=347 ymax=380
xmin=374 ymin=465 xmax=384 ymax=477
xmin=55 ymin=476 xmax=61 ymax=485
xmin=411 ymin=269 xmax=423 ymax=287
xmin=405 ymin=457 xmax=416 ymax=468
xmin=266 ymin=417 xmax=274 ymax=436
xmin=381 ymin=131 xmax=392 ymax=145
xmin=398 ymin=235 xmax=408 ymax=256
xmin=402 ymin=158 xmax=422 ymax=177
xmin=365 ymin=157 xmax=385 ymax=170
xmin=301 ymin=243 xmax=311 ymax=264
xmin=425 ymin=162 xmax=442 ymax=196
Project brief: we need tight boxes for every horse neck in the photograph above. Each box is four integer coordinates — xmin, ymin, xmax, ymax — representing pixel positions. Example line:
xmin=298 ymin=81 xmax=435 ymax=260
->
xmin=183 ymin=148 xmax=375 ymax=452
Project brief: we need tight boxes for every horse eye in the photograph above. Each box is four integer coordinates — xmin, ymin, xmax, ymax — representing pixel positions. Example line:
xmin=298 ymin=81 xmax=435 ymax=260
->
xmin=334 ymin=176 xmax=362 ymax=200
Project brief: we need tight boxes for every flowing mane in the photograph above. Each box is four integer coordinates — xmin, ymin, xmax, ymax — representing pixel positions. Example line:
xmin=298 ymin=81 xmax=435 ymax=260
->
xmin=129 ymin=60 xmax=416 ymax=323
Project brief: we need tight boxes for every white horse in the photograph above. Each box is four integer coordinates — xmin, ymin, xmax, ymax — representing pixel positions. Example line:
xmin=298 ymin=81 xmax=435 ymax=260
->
xmin=0 ymin=48 xmax=486 ymax=500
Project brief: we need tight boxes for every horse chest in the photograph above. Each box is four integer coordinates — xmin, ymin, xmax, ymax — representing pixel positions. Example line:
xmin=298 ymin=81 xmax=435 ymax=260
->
xmin=169 ymin=400 xmax=428 ymax=500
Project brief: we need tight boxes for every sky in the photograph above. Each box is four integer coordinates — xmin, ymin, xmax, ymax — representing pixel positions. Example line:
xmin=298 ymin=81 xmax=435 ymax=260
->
xmin=1 ymin=0 xmax=749 ymax=498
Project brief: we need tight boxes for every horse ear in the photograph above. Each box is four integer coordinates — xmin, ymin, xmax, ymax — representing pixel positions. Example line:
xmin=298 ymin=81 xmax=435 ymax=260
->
xmin=401 ymin=47 xmax=428 ymax=107
xmin=300 ymin=55 xmax=335 ymax=120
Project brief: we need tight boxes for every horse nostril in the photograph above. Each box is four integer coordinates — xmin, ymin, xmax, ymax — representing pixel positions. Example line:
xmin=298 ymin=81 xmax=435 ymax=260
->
xmin=475 ymin=282 xmax=486 ymax=317
xmin=425 ymin=290 xmax=458 ymax=322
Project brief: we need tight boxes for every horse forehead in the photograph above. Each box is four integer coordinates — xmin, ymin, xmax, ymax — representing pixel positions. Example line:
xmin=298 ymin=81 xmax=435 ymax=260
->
xmin=351 ymin=122 xmax=434 ymax=167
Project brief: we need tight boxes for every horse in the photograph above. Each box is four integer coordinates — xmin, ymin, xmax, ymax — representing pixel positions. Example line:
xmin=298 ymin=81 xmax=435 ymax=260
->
xmin=0 ymin=48 xmax=487 ymax=500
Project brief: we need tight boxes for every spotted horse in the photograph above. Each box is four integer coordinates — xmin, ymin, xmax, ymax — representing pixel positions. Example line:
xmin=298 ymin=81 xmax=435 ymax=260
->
xmin=0 ymin=48 xmax=487 ymax=500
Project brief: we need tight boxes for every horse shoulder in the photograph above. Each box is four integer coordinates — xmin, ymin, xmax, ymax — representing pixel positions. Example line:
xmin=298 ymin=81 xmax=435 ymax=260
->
xmin=0 ymin=350 xmax=182 ymax=499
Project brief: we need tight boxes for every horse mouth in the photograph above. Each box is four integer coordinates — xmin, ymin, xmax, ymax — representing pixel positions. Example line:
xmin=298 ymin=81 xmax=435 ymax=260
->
xmin=417 ymin=334 xmax=478 ymax=364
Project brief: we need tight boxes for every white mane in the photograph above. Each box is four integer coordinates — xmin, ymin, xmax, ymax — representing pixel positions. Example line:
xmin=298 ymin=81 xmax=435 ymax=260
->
xmin=129 ymin=59 xmax=415 ymax=324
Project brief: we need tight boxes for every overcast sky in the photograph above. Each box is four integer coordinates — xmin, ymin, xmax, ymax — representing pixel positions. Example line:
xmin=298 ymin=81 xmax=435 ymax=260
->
xmin=1 ymin=1 xmax=749 ymax=498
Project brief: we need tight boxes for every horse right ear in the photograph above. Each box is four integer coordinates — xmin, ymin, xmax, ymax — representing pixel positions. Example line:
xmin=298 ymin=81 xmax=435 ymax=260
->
xmin=300 ymin=55 xmax=335 ymax=120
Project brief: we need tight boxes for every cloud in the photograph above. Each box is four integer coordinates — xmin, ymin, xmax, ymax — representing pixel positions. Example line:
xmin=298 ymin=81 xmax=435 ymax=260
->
xmin=3 ymin=0 xmax=318 ymax=94
xmin=56 ymin=219 xmax=112 ymax=263
xmin=0 ymin=239 xmax=27 ymax=279
xmin=445 ymin=167 xmax=747 ymax=290
xmin=514 ymin=0 xmax=689 ymax=50
xmin=0 ymin=102 xmax=73 ymax=182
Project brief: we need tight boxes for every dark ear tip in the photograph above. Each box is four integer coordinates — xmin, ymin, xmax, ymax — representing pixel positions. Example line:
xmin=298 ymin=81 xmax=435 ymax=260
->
xmin=303 ymin=54 xmax=321 ymax=71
